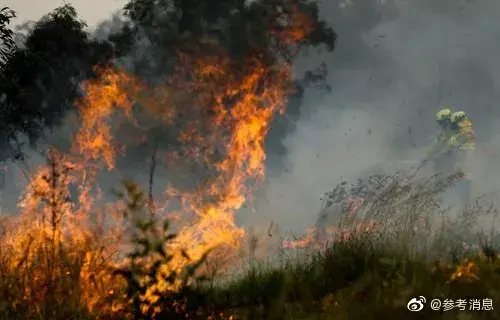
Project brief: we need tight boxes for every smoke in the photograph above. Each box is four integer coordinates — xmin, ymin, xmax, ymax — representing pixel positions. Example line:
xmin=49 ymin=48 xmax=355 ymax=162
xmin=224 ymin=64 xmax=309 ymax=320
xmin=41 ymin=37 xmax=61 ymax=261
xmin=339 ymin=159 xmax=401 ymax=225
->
xmin=4 ymin=0 xmax=500 ymax=237
xmin=248 ymin=0 xmax=500 ymax=232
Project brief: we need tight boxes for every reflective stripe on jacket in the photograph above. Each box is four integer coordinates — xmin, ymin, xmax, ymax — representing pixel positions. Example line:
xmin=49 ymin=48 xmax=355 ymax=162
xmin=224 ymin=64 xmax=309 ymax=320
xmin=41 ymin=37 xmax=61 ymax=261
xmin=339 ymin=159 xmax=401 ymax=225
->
xmin=449 ymin=119 xmax=475 ymax=151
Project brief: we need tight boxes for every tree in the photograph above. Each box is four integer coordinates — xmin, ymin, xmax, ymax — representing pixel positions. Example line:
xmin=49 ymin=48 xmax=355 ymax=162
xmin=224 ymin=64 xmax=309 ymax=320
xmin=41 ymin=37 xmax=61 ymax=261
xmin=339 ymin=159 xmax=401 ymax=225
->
xmin=0 ymin=0 xmax=337 ymax=164
xmin=119 ymin=0 xmax=335 ymax=81
xmin=0 ymin=5 xmax=115 ymax=161
xmin=118 ymin=0 xmax=336 ymax=169
xmin=0 ymin=7 xmax=16 ymax=69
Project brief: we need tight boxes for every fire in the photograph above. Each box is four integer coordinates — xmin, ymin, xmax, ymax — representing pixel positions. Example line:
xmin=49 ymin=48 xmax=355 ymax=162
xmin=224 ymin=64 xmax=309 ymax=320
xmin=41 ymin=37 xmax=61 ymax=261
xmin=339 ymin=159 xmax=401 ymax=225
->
xmin=281 ymin=227 xmax=318 ymax=249
xmin=281 ymin=220 xmax=379 ymax=250
xmin=449 ymin=259 xmax=479 ymax=282
xmin=0 ymin=1 xmax=318 ymax=316
xmin=75 ymin=67 xmax=140 ymax=170
xmin=273 ymin=4 xmax=316 ymax=45
xmin=162 ymin=56 xmax=290 ymax=273
xmin=0 ymin=54 xmax=296 ymax=314
xmin=0 ymin=148 xmax=128 ymax=316
xmin=281 ymin=195 xmax=377 ymax=249
xmin=74 ymin=67 xmax=175 ymax=171
xmin=63 ymin=52 xmax=294 ymax=312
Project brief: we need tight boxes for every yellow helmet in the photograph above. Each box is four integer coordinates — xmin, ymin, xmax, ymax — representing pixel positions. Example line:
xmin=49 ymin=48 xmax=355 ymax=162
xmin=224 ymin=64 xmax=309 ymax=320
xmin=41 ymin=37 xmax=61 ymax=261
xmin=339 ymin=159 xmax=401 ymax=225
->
xmin=436 ymin=108 xmax=452 ymax=121
xmin=451 ymin=111 xmax=467 ymax=123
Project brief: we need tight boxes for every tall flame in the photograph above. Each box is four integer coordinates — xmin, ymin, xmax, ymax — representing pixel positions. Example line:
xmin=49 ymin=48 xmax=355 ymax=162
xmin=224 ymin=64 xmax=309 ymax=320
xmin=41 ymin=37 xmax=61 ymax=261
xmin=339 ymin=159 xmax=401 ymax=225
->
xmin=165 ymin=56 xmax=290 ymax=273
xmin=0 ymin=2 xmax=317 ymax=315
xmin=75 ymin=68 xmax=139 ymax=169
xmin=68 ymin=54 xmax=293 ymax=309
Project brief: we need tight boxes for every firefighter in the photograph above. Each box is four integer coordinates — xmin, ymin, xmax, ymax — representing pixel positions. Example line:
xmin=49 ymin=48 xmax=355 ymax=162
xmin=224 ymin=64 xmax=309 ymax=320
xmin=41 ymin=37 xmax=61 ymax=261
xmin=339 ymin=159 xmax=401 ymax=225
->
xmin=448 ymin=111 xmax=476 ymax=211
xmin=423 ymin=108 xmax=455 ymax=173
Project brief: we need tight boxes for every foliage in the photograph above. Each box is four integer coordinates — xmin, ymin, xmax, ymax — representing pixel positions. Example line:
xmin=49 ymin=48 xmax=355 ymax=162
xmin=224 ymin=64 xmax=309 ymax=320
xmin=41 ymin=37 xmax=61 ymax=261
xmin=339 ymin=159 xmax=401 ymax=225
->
xmin=0 ymin=0 xmax=336 ymax=164
xmin=113 ymin=181 xmax=212 ymax=318
xmin=0 ymin=5 xmax=115 ymax=161
xmin=0 ymin=7 xmax=16 ymax=67
xmin=119 ymin=0 xmax=337 ymax=168
xmin=122 ymin=0 xmax=336 ymax=64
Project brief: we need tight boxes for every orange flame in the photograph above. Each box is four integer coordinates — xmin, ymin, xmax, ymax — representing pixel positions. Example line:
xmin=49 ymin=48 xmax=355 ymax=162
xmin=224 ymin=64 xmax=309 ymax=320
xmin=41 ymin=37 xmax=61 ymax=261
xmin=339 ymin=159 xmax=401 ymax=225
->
xmin=0 ymin=2 xmax=317 ymax=315
xmin=164 ymin=56 xmax=291 ymax=269
xmin=0 ymin=148 xmax=128 ymax=316
xmin=66 ymin=53 xmax=294 ymax=311
xmin=75 ymin=68 xmax=140 ymax=169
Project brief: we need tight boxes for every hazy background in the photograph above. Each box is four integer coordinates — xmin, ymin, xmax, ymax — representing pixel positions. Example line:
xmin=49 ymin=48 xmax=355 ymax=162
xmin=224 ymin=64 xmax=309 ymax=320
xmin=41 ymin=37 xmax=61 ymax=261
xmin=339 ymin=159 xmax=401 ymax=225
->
xmin=8 ymin=0 xmax=128 ymax=28
xmin=248 ymin=0 xmax=500 ymax=231
xmin=5 ymin=0 xmax=500 ymax=233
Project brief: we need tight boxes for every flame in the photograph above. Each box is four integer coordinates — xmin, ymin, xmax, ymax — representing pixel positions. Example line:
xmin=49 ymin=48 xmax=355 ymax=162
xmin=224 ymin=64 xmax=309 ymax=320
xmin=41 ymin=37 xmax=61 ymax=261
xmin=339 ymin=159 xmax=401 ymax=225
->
xmin=65 ymin=53 xmax=294 ymax=311
xmin=74 ymin=67 xmax=175 ymax=170
xmin=155 ymin=56 xmax=292 ymax=306
xmin=281 ymin=227 xmax=318 ymax=249
xmin=449 ymin=259 xmax=479 ymax=282
xmin=74 ymin=68 xmax=140 ymax=169
xmin=0 ymin=148 xmax=128 ymax=316
xmin=273 ymin=3 xmax=316 ymax=45
xmin=281 ymin=221 xmax=379 ymax=250
xmin=0 ymin=2 xmax=317 ymax=316
xmin=281 ymin=196 xmax=377 ymax=249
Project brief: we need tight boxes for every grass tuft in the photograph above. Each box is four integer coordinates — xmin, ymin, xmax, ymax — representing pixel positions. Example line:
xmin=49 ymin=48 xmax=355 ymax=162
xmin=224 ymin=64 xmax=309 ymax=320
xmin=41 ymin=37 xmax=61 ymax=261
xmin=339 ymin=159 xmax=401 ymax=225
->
xmin=2 ymin=169 xmax=500 ymax=319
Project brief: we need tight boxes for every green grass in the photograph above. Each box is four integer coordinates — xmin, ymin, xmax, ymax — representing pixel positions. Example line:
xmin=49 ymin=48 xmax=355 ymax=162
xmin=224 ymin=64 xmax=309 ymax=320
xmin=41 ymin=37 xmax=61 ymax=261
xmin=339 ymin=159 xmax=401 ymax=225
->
xmin=195 ymin=236 xmax=500 ymax=320
xmin=182 ymin=171 xmax=500 ymax=319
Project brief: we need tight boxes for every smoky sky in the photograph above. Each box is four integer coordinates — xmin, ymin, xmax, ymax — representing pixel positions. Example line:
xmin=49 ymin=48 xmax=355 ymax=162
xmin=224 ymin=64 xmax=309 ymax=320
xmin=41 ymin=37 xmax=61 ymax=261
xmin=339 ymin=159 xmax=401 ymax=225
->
xmin=244 ymin=0 xmax=500 ymax=231
xmin=3 ymin=0 xmax=500 ymax=233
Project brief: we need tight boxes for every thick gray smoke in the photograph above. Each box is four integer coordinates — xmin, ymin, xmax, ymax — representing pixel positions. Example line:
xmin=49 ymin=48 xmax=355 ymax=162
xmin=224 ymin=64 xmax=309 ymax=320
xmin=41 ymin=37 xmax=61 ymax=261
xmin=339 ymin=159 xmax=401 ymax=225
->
xmin=243 ymin=0 xmax=500 ymax=232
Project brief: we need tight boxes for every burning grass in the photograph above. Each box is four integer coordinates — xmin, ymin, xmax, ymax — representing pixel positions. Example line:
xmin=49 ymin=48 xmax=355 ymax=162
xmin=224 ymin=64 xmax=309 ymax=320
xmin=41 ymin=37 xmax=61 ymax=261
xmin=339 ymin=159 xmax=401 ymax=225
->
xmin=2 ymin=164 xmax=500 ymax=319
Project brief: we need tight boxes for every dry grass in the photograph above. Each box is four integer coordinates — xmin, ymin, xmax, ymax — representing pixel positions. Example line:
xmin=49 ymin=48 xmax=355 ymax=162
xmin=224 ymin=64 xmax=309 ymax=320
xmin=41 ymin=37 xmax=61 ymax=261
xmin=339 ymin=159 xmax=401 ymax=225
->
xmin=1 ymin=167 xmax=500 ymax=319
